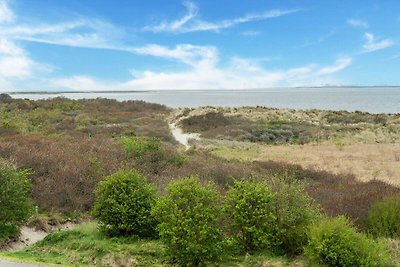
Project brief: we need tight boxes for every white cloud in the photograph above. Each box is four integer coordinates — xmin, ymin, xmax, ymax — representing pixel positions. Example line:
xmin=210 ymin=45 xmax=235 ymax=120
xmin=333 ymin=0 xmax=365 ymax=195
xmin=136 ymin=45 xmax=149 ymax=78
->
xmin=143 ymin=1 xmax=299 ymax=33
xmin=0 ymin=1 xmax=351 ymax=92
xmin=0 ymin=0 xmax=14 ymax=23
xmin=0 ymin=37 xmax=39 ymax=80
xmin=361 ymin=32 xmax=394 ymax=53
xmin=50 ymin=44 xmax=352 ymax=91
xmin=1 ymin=19 xmax=125 ymax=50
xmin=347 ymin=19 xmax=369 ymax=29
xmin=317 ymin=57 xmax=352 ymax=75
xmin=131 ymin=44 xmax=218 ymax=69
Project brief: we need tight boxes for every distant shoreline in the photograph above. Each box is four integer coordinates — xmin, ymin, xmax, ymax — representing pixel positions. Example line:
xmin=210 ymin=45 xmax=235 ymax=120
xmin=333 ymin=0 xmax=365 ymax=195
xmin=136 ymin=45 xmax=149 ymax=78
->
xmin=5 ymin=86 xmax=400 ymax=95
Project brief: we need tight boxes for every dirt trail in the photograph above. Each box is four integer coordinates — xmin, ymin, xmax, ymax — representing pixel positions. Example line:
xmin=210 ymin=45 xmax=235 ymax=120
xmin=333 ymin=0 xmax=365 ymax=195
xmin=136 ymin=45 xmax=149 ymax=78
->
xmin=168 ymin=113 xmax=200 ymax=150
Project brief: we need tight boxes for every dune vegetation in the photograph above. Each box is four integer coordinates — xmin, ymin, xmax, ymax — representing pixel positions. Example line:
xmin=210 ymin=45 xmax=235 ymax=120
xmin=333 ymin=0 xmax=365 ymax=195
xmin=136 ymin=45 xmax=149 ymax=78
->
xmin=0 ymin=97 xmax=399 ymax=266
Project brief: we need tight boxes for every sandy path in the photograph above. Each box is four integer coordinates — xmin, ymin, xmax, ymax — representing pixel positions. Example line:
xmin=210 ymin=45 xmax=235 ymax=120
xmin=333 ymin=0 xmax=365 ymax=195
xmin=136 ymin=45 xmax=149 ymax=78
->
xmin=0 ymin=259 xmax=56 ymax=267
xmin=2 ymin=222 xmax=77 ymax=253
xmin=169 ymin=122 xmax=200 ymax=150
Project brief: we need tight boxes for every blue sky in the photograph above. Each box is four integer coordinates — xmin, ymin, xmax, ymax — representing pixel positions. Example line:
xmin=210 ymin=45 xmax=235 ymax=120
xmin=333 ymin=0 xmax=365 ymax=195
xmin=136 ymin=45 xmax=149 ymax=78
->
xmin=0 ymin=0 xmax=399 ymax=91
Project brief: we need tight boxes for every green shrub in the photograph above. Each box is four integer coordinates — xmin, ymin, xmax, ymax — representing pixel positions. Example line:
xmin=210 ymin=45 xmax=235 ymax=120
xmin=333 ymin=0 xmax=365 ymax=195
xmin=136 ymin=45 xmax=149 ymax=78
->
xmin=153 ymin=177 xmax=223 ymax=266
xmin=305 ymin=216 xmax=392 ymax=267
xmin=92 ymin=170 xmax=157 ymax=238
xmin=121 ymin=136 xmax=160 ymax=158
xmin=0 ymin=160 xmax=34 ymax=226
xmin=224 ymin=179 xmax=276 ymax=252
xmin=268 ymin=176 xmax=320 ymax=255
xmin=0 ymin=223 xmax=19 ymax=245
xmin=364 ymin=196 xmax=400 ymax=238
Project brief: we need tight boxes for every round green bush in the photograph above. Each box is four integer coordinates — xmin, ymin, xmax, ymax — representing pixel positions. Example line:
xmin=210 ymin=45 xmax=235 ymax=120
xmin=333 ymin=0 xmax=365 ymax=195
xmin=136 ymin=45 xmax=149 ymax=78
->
xmin=305 ymin=216 xmax=392 ymax=267
xmin=364 ymin=196 xmax=400 ymax=238
xmin=268 ymin=176 xmax=320 ymax=255
xmin=224 ymin=179 xmax=276 ymax=252
xmin=0 ymin=160 xmax=34 ymax=226
xmin=152 ymin=177 xmax=223 ymax=266
xmin=92 ymin=169 xmax=157 ymax=238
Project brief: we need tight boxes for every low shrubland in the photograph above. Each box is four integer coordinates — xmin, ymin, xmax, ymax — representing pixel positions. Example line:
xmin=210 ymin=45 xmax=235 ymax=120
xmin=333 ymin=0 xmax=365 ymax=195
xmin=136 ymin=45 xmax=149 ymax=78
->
xmin=178 ymin=107 xmax=400 ymax=144
xmin=1 ymin=98 xmax=399 ymax=265
xmin=3 ymin=172 xmax=397 ymax=266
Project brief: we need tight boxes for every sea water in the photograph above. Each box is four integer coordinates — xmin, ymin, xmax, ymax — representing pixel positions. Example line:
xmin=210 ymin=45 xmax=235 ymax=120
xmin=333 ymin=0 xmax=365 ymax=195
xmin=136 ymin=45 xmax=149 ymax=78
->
xmin=10 ymin=87 xmax=400 ymax=114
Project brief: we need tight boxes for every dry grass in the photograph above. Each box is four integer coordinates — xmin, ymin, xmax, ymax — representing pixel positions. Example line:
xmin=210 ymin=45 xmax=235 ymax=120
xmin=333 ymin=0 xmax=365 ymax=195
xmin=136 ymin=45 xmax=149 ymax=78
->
xmin=211 ymin=143 xmax=400 ymax=187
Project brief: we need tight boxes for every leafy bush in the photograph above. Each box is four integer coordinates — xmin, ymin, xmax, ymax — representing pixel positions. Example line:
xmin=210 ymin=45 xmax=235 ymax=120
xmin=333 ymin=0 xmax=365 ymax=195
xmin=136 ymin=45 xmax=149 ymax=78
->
xmin=0 ymin=224 xmax=19 ymax=245
xmin=92 ymin=170 xmax=157 ymax=238
xmin=364 ymin=196 xmax=400 ymax=238
xmin=224 ymin=179 xmax=276 ymax=252
xmin=305 ymin=216 xmax=392 ymax=267
xmin=0 ymin=160 xmax=34 ymax=226
xmin=268 ymin=176 xmax=320 ymax=255
xmin=121 ymin=136 xmax=161 ymax=158
xmin=153 ymin=177 xmax=223 ymax=266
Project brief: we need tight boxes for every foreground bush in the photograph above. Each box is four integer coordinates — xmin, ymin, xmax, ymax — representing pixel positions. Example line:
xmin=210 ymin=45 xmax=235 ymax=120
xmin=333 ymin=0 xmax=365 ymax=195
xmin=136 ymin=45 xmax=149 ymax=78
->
xmin=224 ymin=179 xmax=276 ymax=252
xmin=364 ymin=196 xmax=400 ymax=239
xmin=268 ymin=176 xmax=320 ymax=255
xmin=153 ymin=177 xmax=223 ymax=266
xmin=305 ymin=216 xmax=392 ymax=266
xmin=0 ymin=160 xmax=33 ymax=226
xmin=92 ymin=170 xmax=157 ymax=238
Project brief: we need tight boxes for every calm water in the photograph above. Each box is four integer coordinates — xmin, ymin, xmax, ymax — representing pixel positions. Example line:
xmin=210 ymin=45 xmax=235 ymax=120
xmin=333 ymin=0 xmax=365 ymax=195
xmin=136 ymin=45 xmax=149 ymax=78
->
xmin=10 ymin=87 xmax=400 ymax=114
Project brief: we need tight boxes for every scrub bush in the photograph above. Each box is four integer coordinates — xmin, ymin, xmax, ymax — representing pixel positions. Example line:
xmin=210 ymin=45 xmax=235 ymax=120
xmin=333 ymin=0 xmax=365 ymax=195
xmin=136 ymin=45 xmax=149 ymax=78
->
xmin=268 ymin=176 xmax=320 ymax=255
xmin=364 ymin=196 xmax=400 ymax=238
xmin=305 ymin=216 xmax=392 ymax=267
xmin=153 ymin=177 xmax=223 ymax=266
xmin=121 ymin=136 xmax=160 ymax=159
xmin=224 ymin=179 xmax=276 ymax=252
xmin=0 ymin=160 xmax=34 ymax=226
xmin=92 ymin=169 xmax=157 ymax=238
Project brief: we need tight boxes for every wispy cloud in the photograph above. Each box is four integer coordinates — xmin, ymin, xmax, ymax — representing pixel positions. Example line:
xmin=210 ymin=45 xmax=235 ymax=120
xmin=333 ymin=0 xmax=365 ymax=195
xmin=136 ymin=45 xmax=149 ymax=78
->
xmin=143 ymin=1 xmax=299 ymax=33
xmin=0 ymin=0 xmax=13 ymax=23
xmin=347 ymin=19 xmax=369 ymax=29
xmin=317 ymin=57 xmax=352 ymax=75
xmin=301 ymin=29 xmax=336 ymax=47
xmin=130 ymin=44 xmax=218 ymax=69
xmin=240 ymin=30 xmax=262 ymax=37
xmin=361 ymin=32 xmax=393 ymax=53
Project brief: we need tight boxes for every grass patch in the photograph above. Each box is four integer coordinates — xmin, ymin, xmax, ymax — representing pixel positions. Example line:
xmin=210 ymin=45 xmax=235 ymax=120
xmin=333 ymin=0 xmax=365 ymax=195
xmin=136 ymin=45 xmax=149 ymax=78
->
xmin=1 ymin=222 xmax=308 ymax=266
xmin=211 ymin=145 xmax=260 ymax=161
xmin=1 ymin=222 xmax=166 ymax=266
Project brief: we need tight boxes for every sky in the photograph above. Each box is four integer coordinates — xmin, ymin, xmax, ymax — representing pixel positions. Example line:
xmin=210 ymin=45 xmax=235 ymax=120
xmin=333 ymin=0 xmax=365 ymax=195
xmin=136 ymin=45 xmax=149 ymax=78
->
xmin=0 ymin=0 xmax=399 ymax=92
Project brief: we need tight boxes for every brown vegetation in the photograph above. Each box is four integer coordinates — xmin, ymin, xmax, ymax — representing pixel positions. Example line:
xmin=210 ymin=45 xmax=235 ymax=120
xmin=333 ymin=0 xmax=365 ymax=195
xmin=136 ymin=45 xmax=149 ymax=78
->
xmin=1 ymin=98 xmax=399 ymax=231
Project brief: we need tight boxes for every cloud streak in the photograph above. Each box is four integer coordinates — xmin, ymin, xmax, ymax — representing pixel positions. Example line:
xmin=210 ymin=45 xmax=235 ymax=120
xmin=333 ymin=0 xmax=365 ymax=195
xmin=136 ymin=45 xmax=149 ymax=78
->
xmin=361 ymin=32 xmax=393 ymax=53
xmin=143 ymin=1 xmax=299 ymax=33
xmin=347 ymin=19 xmax=368 ymax=29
